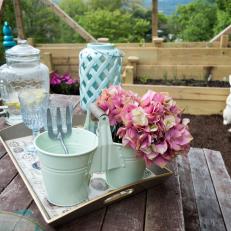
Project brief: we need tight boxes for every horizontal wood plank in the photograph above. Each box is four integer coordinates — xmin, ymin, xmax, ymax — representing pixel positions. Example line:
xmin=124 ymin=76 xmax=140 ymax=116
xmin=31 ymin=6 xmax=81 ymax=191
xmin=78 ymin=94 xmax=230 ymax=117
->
xmin=36 ymin=41 xmax=221 ymax=48
xmin=39 ymin=46 xmax=231 ymax=65
xmin=0 ymin=142 xmax=7 ymax=159
xmin=102 ymin=192 xmax=146 ymax=231
xmin=36 ymin=42 xmax=220 ymax=48
xmin=176 ymin=99 xmax=225 ymax=115
xmin=58 ymin=208 xmax=106 ymax=231
xmin=28 ymin=202 xmax=55 ymax=231
xmin=0 ymin=175 xmax=33 ymax=212
xmin=125 ymin=48 xmax=231 ymax=65
xmin=123 ymin=84 xmax=229 ymax=101
xmin=177 ymin=153 xmax=200 ymax=231
xmin=123 ymin=84 xmax=228 ymax=115
xmin=145 ymin=162 xmax=184 ymax=231
xmin=204 ymin=148 xmax=231 ymax=231
xmin=189 ymin=148 xmax=226 ymax=231
xmin=0 ymin=154 xmax=18 ymax=193
xmin=136 ymin=64 xmax=231 ymax=81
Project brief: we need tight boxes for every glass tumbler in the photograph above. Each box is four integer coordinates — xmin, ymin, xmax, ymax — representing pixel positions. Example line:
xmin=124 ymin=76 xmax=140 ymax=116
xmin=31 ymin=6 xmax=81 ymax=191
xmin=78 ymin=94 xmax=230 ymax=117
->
xmin=18 ymin=88 xmax=49 ymax=169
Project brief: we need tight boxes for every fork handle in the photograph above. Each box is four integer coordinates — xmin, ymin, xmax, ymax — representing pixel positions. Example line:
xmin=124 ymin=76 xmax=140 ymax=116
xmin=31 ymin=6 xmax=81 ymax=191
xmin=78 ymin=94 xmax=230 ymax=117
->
xmin=58 ymin=133 xmax=69 ymax=154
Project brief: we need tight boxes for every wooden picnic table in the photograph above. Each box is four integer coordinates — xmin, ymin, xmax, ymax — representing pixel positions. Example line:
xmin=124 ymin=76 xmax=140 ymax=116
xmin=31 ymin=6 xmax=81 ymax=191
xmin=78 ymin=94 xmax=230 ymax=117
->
xmin=0 ymin=95 xmax=231 ymax=231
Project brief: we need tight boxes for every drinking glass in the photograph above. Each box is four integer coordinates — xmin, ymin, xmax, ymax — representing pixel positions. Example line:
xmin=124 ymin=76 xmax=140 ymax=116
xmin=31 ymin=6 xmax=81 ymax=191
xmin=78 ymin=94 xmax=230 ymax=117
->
xmin=18 ymin=88 xmax=49 ymax=169
xmin=0 ymin=80 xmax=22 ymax=125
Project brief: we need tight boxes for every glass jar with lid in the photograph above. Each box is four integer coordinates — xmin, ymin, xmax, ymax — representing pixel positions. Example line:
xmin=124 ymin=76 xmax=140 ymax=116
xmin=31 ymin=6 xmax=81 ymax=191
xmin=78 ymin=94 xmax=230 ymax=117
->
xmin=0 ymin=40 xmax=50 ymax=125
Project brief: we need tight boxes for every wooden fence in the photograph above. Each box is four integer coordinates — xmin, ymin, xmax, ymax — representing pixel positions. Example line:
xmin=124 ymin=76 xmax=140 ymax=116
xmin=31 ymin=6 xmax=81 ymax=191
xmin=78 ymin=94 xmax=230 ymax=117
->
xmin=37 ymin=40 xmax=231 ymax=81
xmin=35 ymin=41 xmax=231 ymax=115
xmin=123 ymin=84 xmax=229 ymax=115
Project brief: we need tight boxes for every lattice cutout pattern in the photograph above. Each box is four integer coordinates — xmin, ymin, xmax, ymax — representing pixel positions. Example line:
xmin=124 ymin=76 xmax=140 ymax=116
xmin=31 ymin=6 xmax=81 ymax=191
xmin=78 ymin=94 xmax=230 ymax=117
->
xmin=79 ymin=47 xmax=122 ymax=111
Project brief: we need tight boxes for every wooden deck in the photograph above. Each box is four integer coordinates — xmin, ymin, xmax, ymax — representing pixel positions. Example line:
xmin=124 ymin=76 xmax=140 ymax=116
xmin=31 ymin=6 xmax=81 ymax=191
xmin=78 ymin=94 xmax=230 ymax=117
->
xmin=0 ymin=102 xmax=231 ymax=230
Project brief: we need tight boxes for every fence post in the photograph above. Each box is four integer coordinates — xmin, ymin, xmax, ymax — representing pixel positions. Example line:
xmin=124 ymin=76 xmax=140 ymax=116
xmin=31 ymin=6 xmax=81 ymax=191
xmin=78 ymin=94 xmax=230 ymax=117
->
xmin=42 ymin=52 xmax=53 ymax=72
xmin=128 ymin=56 xmax=139 ymax=80
xmin=13 ymin=0 xmax=25 ymax=39
xmin=124 ymin=66 xmax=134 ymax=84
xmin=97 ymin=38 xmax=109 ymax=43
xmin=152 ymin=37 xmax=164 ymax=47
xmin=152 ymin=0 xmax=158 ymax=38
xmin=220 ymin=35 xmax=229 ymax=48
xmin=27 ymin=37 xmax=35 ymax=46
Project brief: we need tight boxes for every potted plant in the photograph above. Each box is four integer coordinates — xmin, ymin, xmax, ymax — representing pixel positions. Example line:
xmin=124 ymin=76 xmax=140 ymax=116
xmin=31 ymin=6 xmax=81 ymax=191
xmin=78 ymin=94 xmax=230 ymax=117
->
xmin=96 ymin=85 xmax=193 ymax=188
xmin=50 ymin=72 xmax=80 ymax=95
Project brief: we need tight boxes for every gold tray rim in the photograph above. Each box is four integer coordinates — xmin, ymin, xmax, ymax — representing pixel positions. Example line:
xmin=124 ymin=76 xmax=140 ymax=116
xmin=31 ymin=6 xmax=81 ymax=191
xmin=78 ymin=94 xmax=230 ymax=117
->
xmin=0 ymin=120 xmax=173 ymax=225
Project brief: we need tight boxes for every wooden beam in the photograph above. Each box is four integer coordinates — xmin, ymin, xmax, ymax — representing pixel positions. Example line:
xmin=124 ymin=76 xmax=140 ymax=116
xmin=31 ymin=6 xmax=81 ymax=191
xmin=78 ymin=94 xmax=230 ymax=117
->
xmin=210 ymin=24 xmax=231 ymax=43
xmin=13 ymin=0 xmax=25 ymax=39
xmin=123 ymin=84 xmax=228 ymax=115
xmin=0 ymin=0 xmax=4 ymax=16
xmin=128 ymin=56 xmax=139 ymax=78
xmin=152 ymin=37 xmax=163 ymax=47
xmin=41 ymin=52 xmax=53 ymax=72
xmin=124 ymin=66 xmax=134 ymax=84
xmin=220 ymin=34 xmax=229 ymax=48
xmin=152 ymin=0 xmax=158 ymax=38
xmin=39 ymin=0 xmax=96 ymax=42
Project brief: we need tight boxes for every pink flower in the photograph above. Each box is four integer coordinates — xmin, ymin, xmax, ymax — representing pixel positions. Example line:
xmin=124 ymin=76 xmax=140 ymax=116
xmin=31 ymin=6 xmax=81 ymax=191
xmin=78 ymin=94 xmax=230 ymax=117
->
xmin=137 ymin=132 xmax=152 ymax=151
xmin=50 ymin=72 xmax=62 ymax=85
xmin=97 ymin=85 xmax=139 ymax=125
xmin=163 ymin=115 xmax=176 ymax=131
xmin=65 ymin=78 xmax=76 ymax=85
xmin=141 ymin=91 xmax=163 ymax=106
xmin=97 ymin=86 xmax=193 ymax=167
xmin=152 ymin=141 xmax=168 ymax=154
xmin=50 ymin=72 xmax=77 ymax=86
xmin=166 ymin=123 xmax=193 ymax=152
xmin=119 ymin=127 xmax=139 ymax=150
xmin=120 ymin=104 xmax=138 ymax=126
xmin=131 ymin=107 xmax=148 ymax=127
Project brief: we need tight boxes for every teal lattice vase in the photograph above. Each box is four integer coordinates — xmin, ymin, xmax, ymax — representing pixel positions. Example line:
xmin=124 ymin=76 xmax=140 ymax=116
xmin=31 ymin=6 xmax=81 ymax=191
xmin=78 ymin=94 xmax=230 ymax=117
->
xmin=79 ymin=43 xmax=122 ymax=111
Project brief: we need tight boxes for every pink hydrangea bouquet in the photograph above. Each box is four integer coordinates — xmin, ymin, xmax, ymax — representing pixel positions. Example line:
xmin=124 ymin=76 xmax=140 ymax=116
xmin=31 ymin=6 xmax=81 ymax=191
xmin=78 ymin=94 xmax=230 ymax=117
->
xmin=97 ymin=85 xmax=193 ymax=167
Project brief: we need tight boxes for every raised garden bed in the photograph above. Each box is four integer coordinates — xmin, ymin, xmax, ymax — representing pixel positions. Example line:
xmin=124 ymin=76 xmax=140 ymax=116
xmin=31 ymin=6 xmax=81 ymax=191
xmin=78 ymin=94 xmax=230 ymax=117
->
xmin=123 ymin=82 xmax=229 ymax=115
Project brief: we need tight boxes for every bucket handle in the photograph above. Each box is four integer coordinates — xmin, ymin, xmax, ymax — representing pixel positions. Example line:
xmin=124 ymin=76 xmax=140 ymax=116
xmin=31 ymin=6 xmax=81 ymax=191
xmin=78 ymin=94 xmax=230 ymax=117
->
xmin=87 ymin=103 xmax=125 ymax=173
xmin=89 ymin=103 xmax=106 ymax=119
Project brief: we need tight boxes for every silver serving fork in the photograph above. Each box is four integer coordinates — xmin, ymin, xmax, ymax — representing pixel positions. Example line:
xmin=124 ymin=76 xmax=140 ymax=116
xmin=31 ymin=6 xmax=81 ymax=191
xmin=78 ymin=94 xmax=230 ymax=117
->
xmin=47 ymin=106 xmax=72 ymax=154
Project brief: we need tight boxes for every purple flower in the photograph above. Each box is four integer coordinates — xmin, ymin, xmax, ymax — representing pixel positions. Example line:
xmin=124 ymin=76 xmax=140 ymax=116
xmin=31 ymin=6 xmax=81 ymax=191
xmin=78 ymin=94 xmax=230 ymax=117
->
xmin=62 ymin=73 xmax=77 ymax=85
xmin=62 ymin=73 xmax=71 ymax=81
xmin=50 ymin=72 xmax=62 ymax=85
xmin=66 ymin=79 xmax=76 ymax=85
xmin=50 ymin=72 xmax=77 ymax=86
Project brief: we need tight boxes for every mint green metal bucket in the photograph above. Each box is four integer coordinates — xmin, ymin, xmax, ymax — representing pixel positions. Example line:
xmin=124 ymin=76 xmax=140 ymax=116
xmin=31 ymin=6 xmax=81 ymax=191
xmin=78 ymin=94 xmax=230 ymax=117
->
xmin=106 ymin=143 xmax=145 ymax=189
xmin=34 ymin=128 xmax=98 ymax=206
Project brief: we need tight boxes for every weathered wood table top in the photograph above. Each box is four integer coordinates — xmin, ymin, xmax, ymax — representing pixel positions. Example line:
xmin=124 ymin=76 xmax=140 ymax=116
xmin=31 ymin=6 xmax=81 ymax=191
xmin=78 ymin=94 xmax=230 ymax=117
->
xmin=0 ymin=96 xmax=231 ymax=231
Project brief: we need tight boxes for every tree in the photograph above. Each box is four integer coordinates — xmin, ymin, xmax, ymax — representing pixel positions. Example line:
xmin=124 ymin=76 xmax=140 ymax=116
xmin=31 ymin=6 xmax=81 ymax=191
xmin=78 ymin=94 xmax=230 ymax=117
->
xmin=77 ymin=9 xmax=150 ymax=42
xmin=214 ymin=0 xmax=231 ymax=34
xmin=169 ymin=0 xmax=217 ymax=41
xmin=88 ymin=0 xmax=124 ymax=11
xmin=88 ymin=0 xmax=143 ymax=12
xmin=22 ymin=0 xmax=61 ymax=43
xmin=59 ymin=0 xmax=88 ymax=17
xmin=1 ymin=0 xmax=61 ymax=43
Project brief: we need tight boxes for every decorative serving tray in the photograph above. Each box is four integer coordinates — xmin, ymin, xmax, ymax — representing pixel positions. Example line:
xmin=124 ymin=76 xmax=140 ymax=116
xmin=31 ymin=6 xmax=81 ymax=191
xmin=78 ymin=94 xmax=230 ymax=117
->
xmin=0 ymin=114 xmax=173 ymax=226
